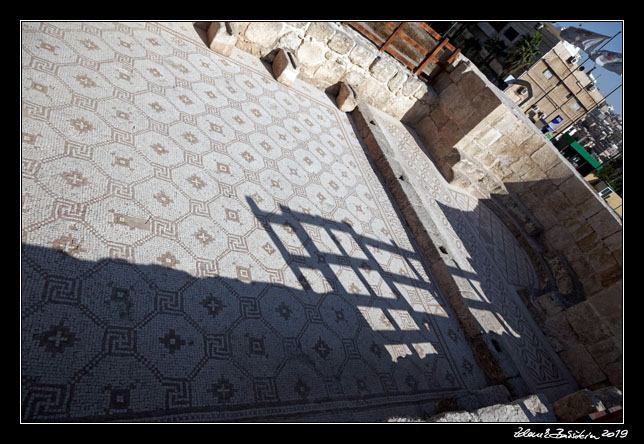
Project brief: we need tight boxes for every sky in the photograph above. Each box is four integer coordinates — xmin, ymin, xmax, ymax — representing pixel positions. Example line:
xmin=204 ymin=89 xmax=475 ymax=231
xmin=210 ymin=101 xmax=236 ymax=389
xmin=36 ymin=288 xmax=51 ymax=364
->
xmin=552 ymin=21 xmax=623 ymax=115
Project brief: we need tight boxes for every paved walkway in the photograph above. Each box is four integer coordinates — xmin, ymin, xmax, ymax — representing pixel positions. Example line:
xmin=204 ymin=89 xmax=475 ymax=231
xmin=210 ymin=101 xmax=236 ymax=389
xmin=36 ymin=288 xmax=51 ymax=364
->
xmin=21 ymin=22 xmax=488 ymax=422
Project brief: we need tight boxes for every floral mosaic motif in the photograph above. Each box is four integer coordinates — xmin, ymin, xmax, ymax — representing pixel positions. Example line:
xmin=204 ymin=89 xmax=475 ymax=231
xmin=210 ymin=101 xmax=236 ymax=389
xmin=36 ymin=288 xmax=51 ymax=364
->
xmin=201 ymin=294 xmax=225 ymax=318
xmin=50 ymin=234 xmax=86 ymax=257
xmin=187 ymin=175 xmax=206 ymax=190
xmin=70 ymin=117 xmax=93 ymax=133
xmin=33 ymin=320 xmax=77 ymax=357
xmin=75 ymin=74 xmax=96 ymax=88
xmin=209 ymin=376 xmax=236 ymax=403
xmin=193 ymin=227 xmax=213 ymax=245
xmin=61 ymin=170 xmax=89 ymax=188
xmin=275 ymin=302 xmax=292 ymax=320
xmin=158 ymin=329 xmax=186 ymax=354
xmin=312 ymin=337 xmax=332 ymax=360
xmin=294 ymin=378 xmax=310 ymax=398
xmin=154 ymin=190 xmax=173 ymax=207
xmin=157 ymin=251 xmax=180 ymax=268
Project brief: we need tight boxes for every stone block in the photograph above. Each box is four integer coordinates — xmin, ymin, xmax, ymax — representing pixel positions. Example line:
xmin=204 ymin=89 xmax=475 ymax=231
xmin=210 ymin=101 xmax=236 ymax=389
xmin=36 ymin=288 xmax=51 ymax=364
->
xmin=475 ymin=385 xmax=512 ymax=407
xmin=305 ymin=22 xmax=336 ymax=42
xmin=356 ymin=77 xmax=390 ymax=107
xmin=518 ymin=133 xmax=547 ymax=157
xmin=382 ymin=94 xmax=415 ymax=120
xmin=296 ymin=40 xmax=326 ymax=69
xmin=559 ymin=175 xmax=595 ymax=207
xmin=542 ymin=311 xmax=577 ymax=352
xmin=245 ymin=21 xmax=284 ymax=48
xmin=438 ymin=81 xmax=460 ymax=103
xmin=369 ymin=56 xmax=398 ymax=83
xmin=336 ymin=82 xmax=358 ymax=113
xmin=400 ymin=100 xmax=430 ymax=126
xmin=593 ymin=386 xmax=622 ymax=409
xmin=387 ymin=70 xmax=408 ymax=93
xmin=341 ymin=68 xmax=367 ymax=88
xmin=536 ymin=291 xmax=564 ymax=317
xmin=476 ymin=394 xmax=556 ymax=422
xmin=558 ymin=344 xmax=606 ymax=388
xmin=278 ymin=31 xmax=304 ymax=52
xmin=457 ymin=70 xmax=487 ymax=99
xmin=432 ymin=70 xmax=454 ymax=94
xmin=543 ymin=224 xmax=575 ymax=253
xmin=504 ymin=119 xmax=537 ymax=147
xmin=428 ymin=411 xmax=477 ymax=422
xmin=545 ymin=160 xmax=576 ymax=186
xmin=207 ymin=22 xmax=238 ymax=56
xmin=575 ymin=230 xmax=599 ymax=253
xmin=530 ymin=143 xmax=561 ymax=172
xmin=552 ymin=389 xmax=605 ymax=422
xmin=401 ymin=76 xmax=424 ymax=97
xmin=586 ymin=280 xmax=622 ymax=337
xmin=284 ymin=22 xmax=310 ymax=30
xmin=464 ymin=87 xmax=503 ymax=132
xmin=587 ymin=206 xmax=621 ymax=241
xmin=438 ymin=119 xmax=465 ymax=148
xmin=417 ymin=87 xmax=439 ymax=106
xmin=327 ymin=30 xmax=355 ymax=55
xmin=602 ymin=231 xmax=622 ymax=258
xmin=519 ymin=164 xmax=548 ymax=183
xmin=314 ymin=58 xmax=346 ymax=86
xmin=565 ymin=301 xmax=612 ymax=344
xmin=431 ymin=104 xmax=451 ymax=128
xmin=272 ymin=48 xmax=300 ymax=86
xmin=441 ymin=88 xmax=474 ymax=124
xmin=477 ymin=127 xmax=503 ymax=149
xmin=586 ymin=336 xmax=621 ymax=373
xmin=412 ymin=80 xmax=431 ymax=101
xmin=348 ymin=43 xmax=376 ymax=70
xmin=562 ymin=214 xmax=594 ymax=242
xmin=449 ymin=60 xmax=472 ymax=83
xmin=544 ymin=189 xmax=576 ymax=219
xmin=585 ymin=239 xmax=619 ymax=276
xmin=578 ymin=194 xmax=607 ymax=220
xmin=602 ymin=361 xmax=622 ymax=386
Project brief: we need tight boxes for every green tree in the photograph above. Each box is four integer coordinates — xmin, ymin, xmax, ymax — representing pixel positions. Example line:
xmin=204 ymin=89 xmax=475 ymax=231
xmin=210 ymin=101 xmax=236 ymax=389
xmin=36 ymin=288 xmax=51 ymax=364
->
xmin=595 ymin=155 xmax=623 ymax=197
xmin=499 ymin=31 xmax=543 ymax=80
xmin=483 ymin=37 xmax=508 ymax=65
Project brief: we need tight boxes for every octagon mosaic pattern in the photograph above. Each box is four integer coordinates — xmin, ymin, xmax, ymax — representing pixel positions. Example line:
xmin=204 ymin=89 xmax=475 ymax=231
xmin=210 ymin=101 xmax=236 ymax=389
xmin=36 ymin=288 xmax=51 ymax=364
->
xmin=21 ymin=22 xmax=487 ymax=422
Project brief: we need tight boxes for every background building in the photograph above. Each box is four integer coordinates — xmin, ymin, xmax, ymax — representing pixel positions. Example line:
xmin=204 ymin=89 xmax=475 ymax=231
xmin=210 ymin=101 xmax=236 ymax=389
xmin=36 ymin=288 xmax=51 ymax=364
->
xmin=446 ymin=21 xmax=560 ymax=87
xmin=569 ymin=105 xmax=622 ymax=162
xmin=504 ymin=40 xmax=605 ymax=137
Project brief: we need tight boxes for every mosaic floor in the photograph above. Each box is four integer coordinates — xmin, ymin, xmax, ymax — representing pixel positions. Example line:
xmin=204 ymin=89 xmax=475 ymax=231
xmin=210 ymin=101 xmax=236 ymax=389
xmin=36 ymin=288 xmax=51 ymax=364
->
xmin=366 ymin=106 xmax=579 ymax=402
xmin=21 ymin=22 xmax=489 ymax=422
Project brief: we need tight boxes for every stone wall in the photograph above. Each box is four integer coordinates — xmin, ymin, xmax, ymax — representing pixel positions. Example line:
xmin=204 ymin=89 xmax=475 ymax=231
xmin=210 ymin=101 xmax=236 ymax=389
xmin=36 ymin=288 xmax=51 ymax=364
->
xmin=199 ymin=21 xmax=622 ymax=391
xmin=222 ymin=21 xmax=439 ymax=120
xmin=411 ymin=58 xmax=622 ymax=389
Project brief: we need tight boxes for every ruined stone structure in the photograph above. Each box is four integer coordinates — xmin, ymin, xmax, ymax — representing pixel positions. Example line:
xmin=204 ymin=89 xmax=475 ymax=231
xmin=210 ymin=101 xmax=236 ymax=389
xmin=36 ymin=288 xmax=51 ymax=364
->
xmin=21 ymin=21 xmax=622 ymax=422
xmin=204 ymin=20 xmax=622 ymax=394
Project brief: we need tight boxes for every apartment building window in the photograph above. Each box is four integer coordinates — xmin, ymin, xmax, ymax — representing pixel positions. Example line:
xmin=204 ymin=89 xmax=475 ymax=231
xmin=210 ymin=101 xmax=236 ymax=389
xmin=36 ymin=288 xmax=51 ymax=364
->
xmin=542 ymin=68 xmax=554 ymax=80
xmin=571 ymin=102 xmax=581 ymax=111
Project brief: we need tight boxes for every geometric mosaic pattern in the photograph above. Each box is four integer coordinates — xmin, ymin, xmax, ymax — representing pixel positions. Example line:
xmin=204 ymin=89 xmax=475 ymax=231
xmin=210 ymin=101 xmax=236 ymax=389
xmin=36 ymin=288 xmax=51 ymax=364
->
xmin=21 ymin=22 xmax=487 ymax=422
xmin=367 ymin=106 xmax=578 ymax=401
